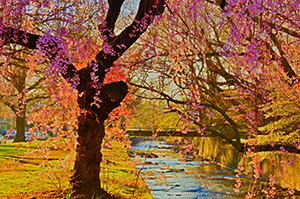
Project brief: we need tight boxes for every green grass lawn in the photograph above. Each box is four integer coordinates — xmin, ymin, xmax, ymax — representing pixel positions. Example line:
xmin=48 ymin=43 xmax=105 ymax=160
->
xmin=0 ymin=140 xmax=153 ymax=199
xmin=0 ymin=143 xmax=28 ymax=160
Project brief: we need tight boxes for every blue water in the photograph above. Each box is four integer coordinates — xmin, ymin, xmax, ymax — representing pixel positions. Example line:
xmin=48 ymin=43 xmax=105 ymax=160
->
xmin=130 ymin=140 xmax=250 ymax=199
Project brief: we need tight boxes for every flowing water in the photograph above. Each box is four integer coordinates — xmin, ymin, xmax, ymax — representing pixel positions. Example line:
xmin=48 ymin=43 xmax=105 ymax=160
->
xmin=129 ymin=139 xmax=284 ymax=199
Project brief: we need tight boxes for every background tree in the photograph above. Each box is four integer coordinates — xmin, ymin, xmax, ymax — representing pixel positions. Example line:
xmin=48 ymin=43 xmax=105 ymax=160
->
xmin=0 ymin=45 xmax=49 ymax=142
xmin=27 ymin=79 xmax=79 ymax=138
xmin=127 ymin=0 xmax=300 ymax=154
xmin=0 ymin=0 xmax=102 ymax=142
xmin=221 ymin=0 xmax=300 ymax=146
xmin=126 ymin=0 xmax=246 ymax=151
xmin=0 ymin=0 xmax=165 ymax=197
xmin=127 ymin=99 xmax=183 ymax=130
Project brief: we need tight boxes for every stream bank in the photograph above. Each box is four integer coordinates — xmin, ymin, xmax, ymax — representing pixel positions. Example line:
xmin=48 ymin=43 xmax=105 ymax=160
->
xmin=188 ymin=136 xmax=300 ymax=192
xmin=129 ymin=138 xmax=298 ymax=198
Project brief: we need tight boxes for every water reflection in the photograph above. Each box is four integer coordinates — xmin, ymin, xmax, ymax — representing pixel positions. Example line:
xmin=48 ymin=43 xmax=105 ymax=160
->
xmin=130 ymin=140 xmax=247 ymax=198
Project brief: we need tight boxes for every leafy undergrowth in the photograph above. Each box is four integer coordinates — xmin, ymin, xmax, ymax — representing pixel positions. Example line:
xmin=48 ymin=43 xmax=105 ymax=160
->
xmin=0 ymin=139 xmax=152 ymax=199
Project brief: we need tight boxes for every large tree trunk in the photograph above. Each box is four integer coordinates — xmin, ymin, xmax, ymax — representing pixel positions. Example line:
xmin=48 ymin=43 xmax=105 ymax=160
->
xmin=14 ymin=109 xmax=26 ymax=142
xmin=71 ymin=81 xmax=128 ymax=198
xmin=70 ymin=112 xmax=110 ymax=198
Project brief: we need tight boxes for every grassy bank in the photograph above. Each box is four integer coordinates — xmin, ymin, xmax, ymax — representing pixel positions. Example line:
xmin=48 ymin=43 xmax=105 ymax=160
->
xmin=0 ymin=139 xmax=152 ymax=199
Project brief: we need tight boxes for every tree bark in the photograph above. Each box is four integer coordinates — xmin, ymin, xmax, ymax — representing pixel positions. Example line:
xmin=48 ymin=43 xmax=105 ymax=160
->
xmin=70 ymin=112 xmax=109 ymax=198
xmin=14 ymin=108 xmax=26 ymax=142
xmin=71 ymin=81 xmax=128 ymax=198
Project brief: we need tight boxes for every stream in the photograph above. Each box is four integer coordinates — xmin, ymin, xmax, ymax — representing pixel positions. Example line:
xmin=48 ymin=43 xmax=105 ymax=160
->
xmin=129 ymin=139 xmax=272 ymax=199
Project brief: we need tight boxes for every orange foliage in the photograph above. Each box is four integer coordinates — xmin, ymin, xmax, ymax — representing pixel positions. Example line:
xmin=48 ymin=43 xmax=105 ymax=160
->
xmin=27 ymin=79 xmax=79 ymax=136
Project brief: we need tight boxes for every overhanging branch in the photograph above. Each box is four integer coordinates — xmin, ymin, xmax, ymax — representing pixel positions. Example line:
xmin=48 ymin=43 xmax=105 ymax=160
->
xmin=95 ymin=0 xmax=165 ymax=73
xmin=0 ymin=26 xmax=81 ymax=89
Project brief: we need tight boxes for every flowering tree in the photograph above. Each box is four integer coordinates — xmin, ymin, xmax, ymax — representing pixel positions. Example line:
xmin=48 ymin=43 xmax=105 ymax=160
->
xmin=128 ymin=0 xmax=300 ymax=197
xmin=0 ymin=0 xmax=165 ymax=197
xmin=27 ymin=79 xmax=79 ymax=139
xmin=223 ymin=2 xmax=300 ymax=195
xmin=1 ymin=0 xmax=299 ymax=197
xmin=0 ymin=44 xmax=51 ymax=142
xmin=221 ymin=0 xmax=300 ymax=131
xmin=128 ymin=0 xmax=300 ymax=143
xmin=127 ymin=0 xmax=245 ymax=151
